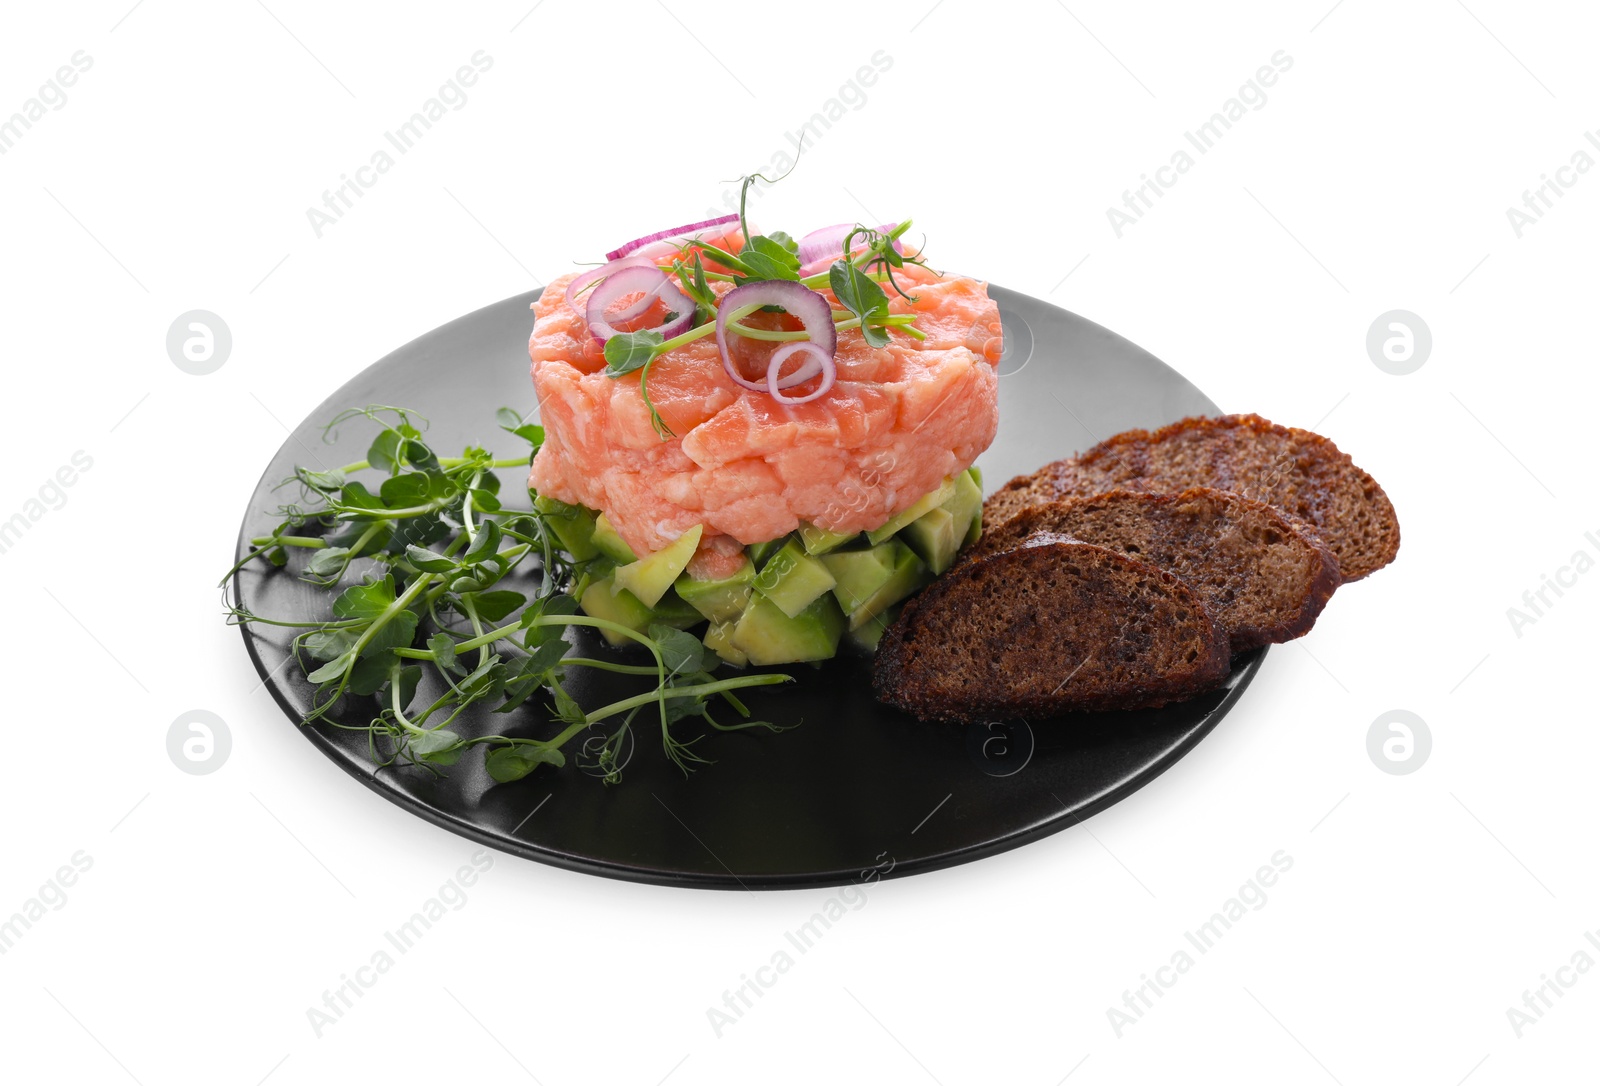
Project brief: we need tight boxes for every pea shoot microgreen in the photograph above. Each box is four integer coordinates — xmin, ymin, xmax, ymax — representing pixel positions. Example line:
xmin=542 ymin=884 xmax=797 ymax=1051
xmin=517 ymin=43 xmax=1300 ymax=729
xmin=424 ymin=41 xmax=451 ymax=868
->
xmin=225 ymin=405 xmax=793 ymax=784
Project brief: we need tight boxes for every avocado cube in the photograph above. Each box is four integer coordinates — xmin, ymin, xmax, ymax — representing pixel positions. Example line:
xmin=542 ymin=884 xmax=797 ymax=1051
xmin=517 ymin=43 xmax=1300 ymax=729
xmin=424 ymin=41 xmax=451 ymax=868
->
xmin=649 ymin=588 xmax=705 ymax=630
xmin=578 ymin=576 xmax=655 ymax=646
xmin=746 ymin=535 xmax=787 ymax=568
xmin=613 ymin=524 xmax=702 ymax=608
xmin=730 ymin=594 xmax=845 ymax=665
xmin=867 ymin=476 xmax=958 ymax=545
xmin=823 ymin=539 xmax=927 ymax=630
xmin=846 ymin=605 xmax=897 ymax=653
xmin=799 ymin=523 xmax=858 ymax=556
xmin=941 ymin=470 xmax=983 ymax=543
xmin=902 ymin=506 xmax=965 ymax=575
xmin=675 ymin=558 xmax=756 ymax=623
xmin=702 ymin=619 xmax=748 ymax=667
xmin=533 ymin=495 xmax=600 ymax=561
xmin=752 ymin=538 xmax=837 ymax=619
xmin=591 ymin=513 xmax=637 ymax=565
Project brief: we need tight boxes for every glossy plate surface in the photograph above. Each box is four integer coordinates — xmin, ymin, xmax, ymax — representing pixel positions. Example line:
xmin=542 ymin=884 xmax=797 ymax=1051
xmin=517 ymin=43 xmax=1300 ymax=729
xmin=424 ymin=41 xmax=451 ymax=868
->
xmin=233 ymin=285 xmax=1263 ymax=889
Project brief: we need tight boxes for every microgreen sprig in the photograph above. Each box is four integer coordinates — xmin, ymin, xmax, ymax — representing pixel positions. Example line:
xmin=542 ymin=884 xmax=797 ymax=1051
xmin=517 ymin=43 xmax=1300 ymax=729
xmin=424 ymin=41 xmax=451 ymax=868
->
xmin=225 ymin=405 xmax=793 ymax=784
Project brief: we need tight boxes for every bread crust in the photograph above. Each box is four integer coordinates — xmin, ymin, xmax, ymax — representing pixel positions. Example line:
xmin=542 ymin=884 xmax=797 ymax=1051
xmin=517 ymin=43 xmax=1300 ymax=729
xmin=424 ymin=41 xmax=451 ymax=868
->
xmin=982 ymin=414 xmax=1399 ymax=583
xmin=964 ymin=487 xmax=1341 ymax=652
xmin=873 ymin=539 xmax=1232 ymax=722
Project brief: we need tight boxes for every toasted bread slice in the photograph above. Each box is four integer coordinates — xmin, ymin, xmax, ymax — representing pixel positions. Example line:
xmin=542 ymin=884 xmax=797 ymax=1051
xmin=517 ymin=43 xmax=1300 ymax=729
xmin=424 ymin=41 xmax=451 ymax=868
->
xmin=982 ymin=414 xmax=1399 ymax=582
xmin=873 ymin=536 xmax=1231 ymax=721
xmin=965 ymin=488 xmax=1340 ymax=652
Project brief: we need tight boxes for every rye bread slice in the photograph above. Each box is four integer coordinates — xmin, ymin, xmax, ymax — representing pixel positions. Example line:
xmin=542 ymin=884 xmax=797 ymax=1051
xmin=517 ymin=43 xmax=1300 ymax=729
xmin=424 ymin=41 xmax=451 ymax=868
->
xmin=965 ymin=488 xmax=1340 ymax=652
xmin=983 ymin=414 xmax=1399 ymax=582
xmin=873 ymin=536 xmax=1231 ymax=721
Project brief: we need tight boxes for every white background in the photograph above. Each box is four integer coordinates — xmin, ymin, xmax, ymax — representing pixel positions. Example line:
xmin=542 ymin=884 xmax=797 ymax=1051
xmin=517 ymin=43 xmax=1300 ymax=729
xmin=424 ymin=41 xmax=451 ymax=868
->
xmin=0 ymin=0 xmax=1594 ymax=1082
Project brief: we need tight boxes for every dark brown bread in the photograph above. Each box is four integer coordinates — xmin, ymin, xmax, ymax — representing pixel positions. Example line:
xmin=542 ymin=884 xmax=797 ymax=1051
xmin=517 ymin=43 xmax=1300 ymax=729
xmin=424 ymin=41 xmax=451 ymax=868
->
xmin=965 ymin=488 xmax=1340 ymax=652
xmin=983 ymin=414 xmax=1399 ymax=582
xmin=874 ymin=536 xmax=1231 ymax=721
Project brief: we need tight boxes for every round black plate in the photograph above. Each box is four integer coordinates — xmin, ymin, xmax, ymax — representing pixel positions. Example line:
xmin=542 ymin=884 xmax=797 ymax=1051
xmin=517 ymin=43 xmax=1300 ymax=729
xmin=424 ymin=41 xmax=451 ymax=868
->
xmin=233 ymin=286 xmax=1264 ymax=890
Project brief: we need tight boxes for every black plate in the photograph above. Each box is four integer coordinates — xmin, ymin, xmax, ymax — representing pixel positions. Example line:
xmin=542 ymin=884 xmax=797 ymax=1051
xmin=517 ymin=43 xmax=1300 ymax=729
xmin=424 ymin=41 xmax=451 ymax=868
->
xmin=233 ymin=286 xmax=1264 ymax=890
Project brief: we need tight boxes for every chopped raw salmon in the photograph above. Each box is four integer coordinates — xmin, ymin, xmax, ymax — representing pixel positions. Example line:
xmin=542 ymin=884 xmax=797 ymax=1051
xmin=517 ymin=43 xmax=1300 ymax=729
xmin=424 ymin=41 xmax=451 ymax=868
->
xmin=528 ymin=238 xmax=1001 ymax=571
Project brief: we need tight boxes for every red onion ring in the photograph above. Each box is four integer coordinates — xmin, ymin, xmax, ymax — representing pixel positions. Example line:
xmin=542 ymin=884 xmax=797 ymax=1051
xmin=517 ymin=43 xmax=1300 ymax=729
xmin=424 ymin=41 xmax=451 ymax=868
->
xmin=765 ymin=342 xmax=834 ymax=404
xmin=796 ymin=221 xmax=904 ymax=272
xmin=606 ymin=214 xmax=739 ymax=262
xmin=714 ymin=281 xmax=838 ymax=403
xmin=563 ymin=255 xmax=657 ymax=310
xmin=586 ymin=265 xmax=695 ymax=344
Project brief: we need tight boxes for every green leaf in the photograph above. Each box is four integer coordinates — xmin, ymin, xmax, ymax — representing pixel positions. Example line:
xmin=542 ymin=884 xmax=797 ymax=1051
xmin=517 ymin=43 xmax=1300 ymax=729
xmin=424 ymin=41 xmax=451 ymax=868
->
xmin=470 ymin=589 xmax=526 ymax=623
xmin=829 ymin=260 xmax=890 ymax=320
xmin=306 ymin=653 xmax=353 ymax=685
xmin=297 ymin=467 xmax=345 ymax=492
xmin=468 ymin=487 xmax=502 ymax=513
xmin=362 ymin=609 xmax=419 ymax=657
xmin=332 ymin=576 xmax=396 ymax=620
xmin=396 ymin=664 xmax=422 ymax=708
xmin=495 ymin=407 xmax=523 ymax=430
xmin=765 ymin=230 xmax=799 ymax=255
xmin=428 ymin=632 xmax=464 ymax=675
xmin=603 ymin=331 xmax=663 ymax=376
xmin=740 ymin=235 xmax=802 ymax=281
xmin=484 ymin=742 xmax=564 ymax=783
xmin=649 ymin=624 xmax=711 ymax=679
xmin=830 ymin=259 xmax=892 ymax=347
xmin=339 ymin=481 xmax=384 ymax=511
xmin=405 ymin=545 xmax=457 ymax=573
xmin=346 ymin=652 xmax=394 ymax=695
xmin=304 ymin=547 xmax=352 ymax=578
xmin=379 ymin=472 xmax=432 ymax=506
xmin=367 ymin=429 xmax=406 ymax=474
xmin=463 ymin=518 xmax=502 ymax=563
xmin=549 ymin=683 xmax=586 ymax=728
xmin=409 ymin=729 xmax=464 ymax=766
xmin=303 ymin=628 xmax=357 ymax=662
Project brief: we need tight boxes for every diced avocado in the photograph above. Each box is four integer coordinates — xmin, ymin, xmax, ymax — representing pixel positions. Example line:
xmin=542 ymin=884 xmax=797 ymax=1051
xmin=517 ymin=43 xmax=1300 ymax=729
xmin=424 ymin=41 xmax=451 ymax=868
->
xmin=902 ymin=506 xmax=964 ymax=575
xmin=613 ymin=524 xmax=702 ymax=608
xmin=702 ymin=619 xmax=748 ymax=667
xmin=747 ymin=536 xmax=787 ymax=568
xmin=846 ymin=606 xmax=897 ymax=653
xmin=591 ymin=513 xmax=637 ymax=564
xmin=675 ymin=558 xmax=756 ymax=623
xmin=731 ymin=594 xmax=845 ymax=665
xmin=799 ymin=523 xmax=858 ymax=556
xmin=752 ymin=537 xmax=837 ymax=619
xmin=963 ymin=467 xmax=984 ymax=545
xmin=942 ymin=470 xmax=983 ymax=539
xmin=578 ymin=576 xmax=655 ymax=646
xmin=866 ymin=476 xmax=958 ymax=545
xmin=824 ymin=539 xmax=927 ymax=629
xmin=532 ymin=495 xmax=600 ymax=561
xmin=649 ymin=588 xmax=705 ymax=630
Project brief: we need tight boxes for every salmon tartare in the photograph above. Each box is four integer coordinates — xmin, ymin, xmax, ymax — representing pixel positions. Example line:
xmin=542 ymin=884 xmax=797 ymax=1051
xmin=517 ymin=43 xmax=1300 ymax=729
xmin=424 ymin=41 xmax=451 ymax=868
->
xmin=528 ymin=209 xmax=1002 ymax=665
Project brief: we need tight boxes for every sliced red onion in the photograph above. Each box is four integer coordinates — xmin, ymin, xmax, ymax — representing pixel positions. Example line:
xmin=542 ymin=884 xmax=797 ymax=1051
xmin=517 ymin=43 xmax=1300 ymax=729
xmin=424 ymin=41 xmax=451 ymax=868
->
xmin=796 ymin=221 xmax=904 ymax=272
xmin=765 ymin=342 xmax=835 ymax=404
xmin=606 ymin=214 xmax=739 ymax=262
xmin=563 ymin=255 xmax=657 ymax=310
xmin=715 ymin=281 xmax=837 ymax=393
xmin=586 ymin=265 xmax=695 ymax=343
